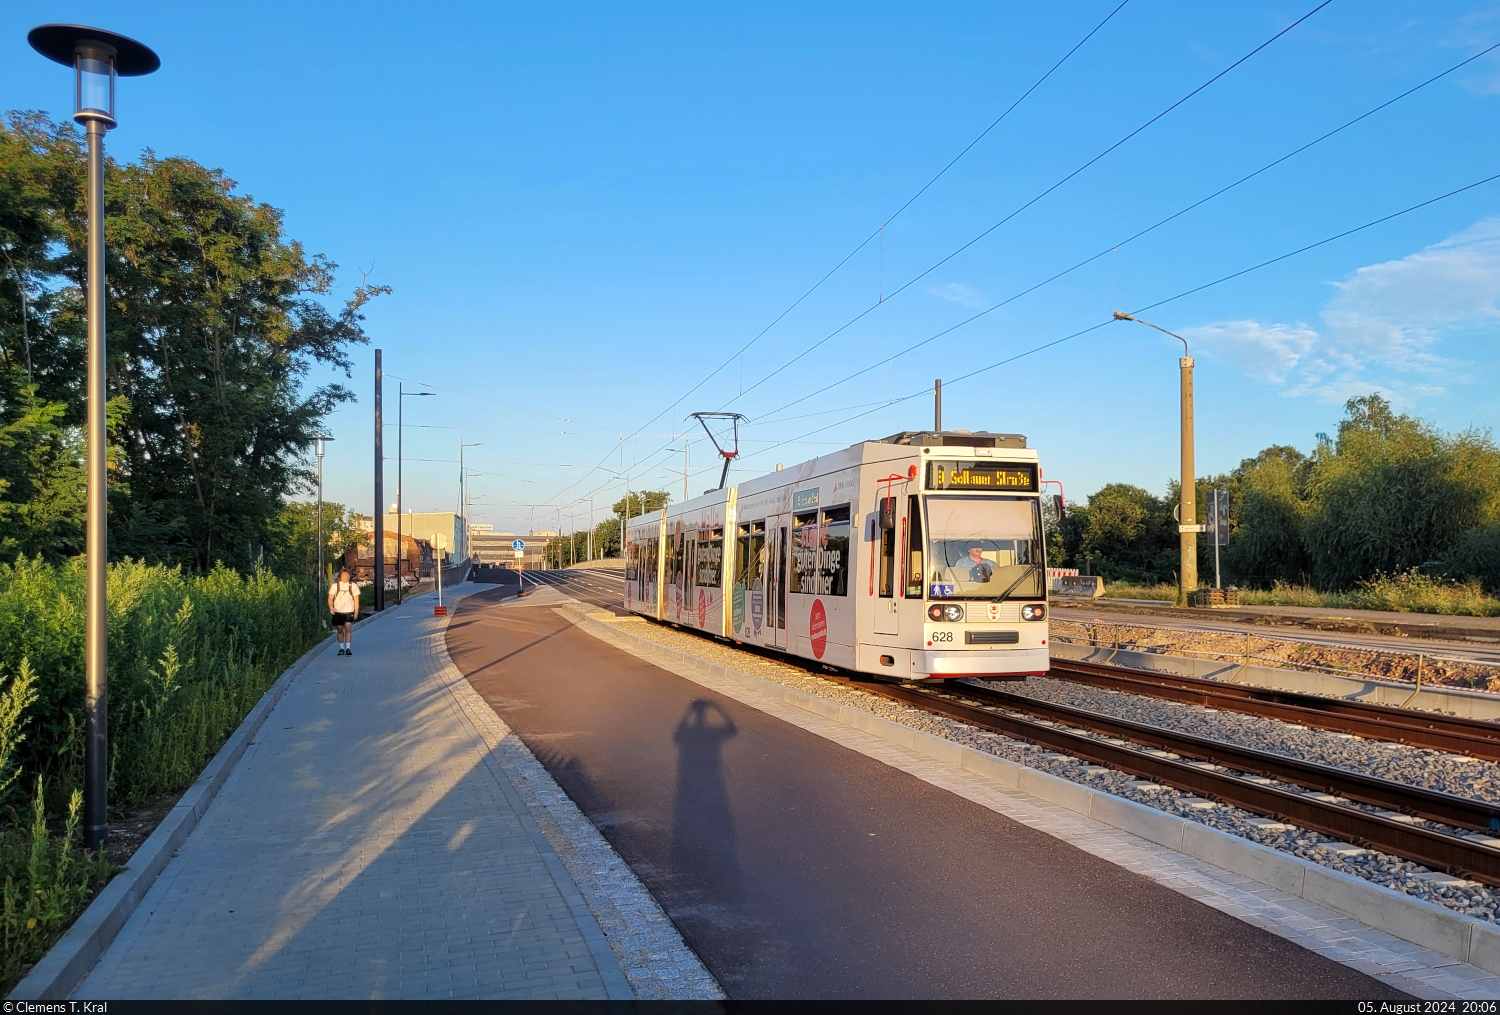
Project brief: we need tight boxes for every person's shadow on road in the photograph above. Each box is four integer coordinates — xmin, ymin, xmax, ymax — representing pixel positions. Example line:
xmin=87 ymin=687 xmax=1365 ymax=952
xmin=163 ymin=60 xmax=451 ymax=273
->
xmin=671 ymin=698 xmax=742 ymax=907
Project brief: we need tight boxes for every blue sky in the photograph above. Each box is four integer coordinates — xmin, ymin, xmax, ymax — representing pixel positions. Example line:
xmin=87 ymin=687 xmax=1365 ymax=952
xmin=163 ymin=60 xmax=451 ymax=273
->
xmin=5 ymin=1 xmax=1500 ymax=533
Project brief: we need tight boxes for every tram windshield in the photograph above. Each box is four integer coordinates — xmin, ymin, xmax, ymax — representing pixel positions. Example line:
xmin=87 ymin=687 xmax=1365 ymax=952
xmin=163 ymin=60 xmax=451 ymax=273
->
xmin=924 ymin=496 xmax=1044 ymax=599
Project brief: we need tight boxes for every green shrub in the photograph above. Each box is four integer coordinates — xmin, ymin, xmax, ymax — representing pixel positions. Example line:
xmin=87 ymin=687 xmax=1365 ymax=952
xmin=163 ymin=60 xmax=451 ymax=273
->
xmin=1445 ymin=525 xmax=1500 ymax=593
xmin=0 ymin=780 xmax=114 ymax=992
xmin=0 ymin=557 xmax=322 ymax=809
xmin=0 ymin=557 xmax=324 ymax=991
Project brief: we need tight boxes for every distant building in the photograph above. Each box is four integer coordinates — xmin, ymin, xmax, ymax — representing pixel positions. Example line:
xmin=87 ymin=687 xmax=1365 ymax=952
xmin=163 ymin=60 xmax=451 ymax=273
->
xmin=469 ymin=529 xmax=558 ymax=569
xmin=380 ymin=511 xmax=467 ymax=562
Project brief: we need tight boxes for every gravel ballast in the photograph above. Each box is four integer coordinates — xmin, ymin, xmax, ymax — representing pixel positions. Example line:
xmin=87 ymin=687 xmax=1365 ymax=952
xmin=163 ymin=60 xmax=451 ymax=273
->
xmin=593 ymin=612 xmax=1500 ymax=923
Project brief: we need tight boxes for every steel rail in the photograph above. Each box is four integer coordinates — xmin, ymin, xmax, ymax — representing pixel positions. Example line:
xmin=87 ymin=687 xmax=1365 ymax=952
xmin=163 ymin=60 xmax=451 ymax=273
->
xmin=956 ymin=681 xmax=1500 ymax=833
xmin=827 ymin=675 xmax=1500 ymax=886
xmin=539 ymin=576 xmax=1500 ymax=883
xmin=1049 ymin=657 xmax=1500 ymax=761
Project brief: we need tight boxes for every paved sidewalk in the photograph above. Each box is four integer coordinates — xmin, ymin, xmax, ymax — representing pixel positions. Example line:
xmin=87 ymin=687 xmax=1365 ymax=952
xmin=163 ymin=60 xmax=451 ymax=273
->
xmin=76 ymin=584 xmax=633 ymax=1000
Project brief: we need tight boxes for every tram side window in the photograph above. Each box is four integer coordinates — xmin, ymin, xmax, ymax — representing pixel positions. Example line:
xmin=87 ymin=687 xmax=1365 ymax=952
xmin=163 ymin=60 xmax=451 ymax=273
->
xmin=790 ymin=511 xmax=817 ymax=594
xmin=670 ymin=532 xmax=686 ymax=590
xmin=821 ymin=506 xmax=850 ymax=597
xmin=749 ymin=521 xmax=766 ymax=589
xmin=905 ymin=494 xmax=923 ymax=598
xmin=696 ymin=527 xmax=723 ymax=587
xmin=790 ymin=506 xmax=850 ymax=596
xmin=626 ymin=535 xmax=637 ymax=582
xmin=735 ymin=521 xmax=767 ymax=588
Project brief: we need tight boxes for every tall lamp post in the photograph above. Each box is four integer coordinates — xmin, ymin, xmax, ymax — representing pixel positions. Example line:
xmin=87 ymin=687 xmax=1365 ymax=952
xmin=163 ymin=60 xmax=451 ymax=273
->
xmin=597 ymin=467 xmax=631 ymax=561
xmin=315 ymin=434 xmax=335 ymax=619
xmin=396 ymin=384 xmax=435 ymax=603
xmin=1113 ymin=311 xmax=1198 ymax=606
xmin=29 ymin=24 xmax=160 ymax=851
xmin=459 ymin=441 xmax=483 ymax=561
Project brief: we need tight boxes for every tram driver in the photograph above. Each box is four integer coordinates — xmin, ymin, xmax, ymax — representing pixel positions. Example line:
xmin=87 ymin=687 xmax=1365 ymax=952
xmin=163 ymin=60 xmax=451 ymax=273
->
xmin=966 ymin=543 xmax=995 ymax=583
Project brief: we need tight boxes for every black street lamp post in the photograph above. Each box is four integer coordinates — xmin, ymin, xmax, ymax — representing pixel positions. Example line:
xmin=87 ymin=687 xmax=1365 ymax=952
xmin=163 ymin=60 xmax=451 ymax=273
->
xmin=29 ymin=23 xmax=160 ymax=851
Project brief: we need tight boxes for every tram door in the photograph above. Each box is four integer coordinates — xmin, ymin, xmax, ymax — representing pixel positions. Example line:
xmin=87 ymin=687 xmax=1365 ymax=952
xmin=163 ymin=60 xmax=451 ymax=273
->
xmin=766 ymin=519 xmax=789 ymax=649
xmin=874 ymin=495 xmax=899 ymax=635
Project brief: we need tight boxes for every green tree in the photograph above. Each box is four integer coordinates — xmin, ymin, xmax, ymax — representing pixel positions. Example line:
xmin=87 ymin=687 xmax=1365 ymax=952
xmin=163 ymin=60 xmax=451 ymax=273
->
xmin=612 ymin=490 xmax=671 ymax=520
xmin=0 ymin=111 xmax=387 ymax=569
xmin=1075 ymin=483 xmax=1177 ymax=581
xmin=1223 ymin=446 xmax=1311 ymax=586
xmin=1302 ymin=395 xmax=1500 ymax=588
xmin=593 ymin=516 xmax=621 ymax=558
xmin=266 ymin=500 xmax=357 ymax=581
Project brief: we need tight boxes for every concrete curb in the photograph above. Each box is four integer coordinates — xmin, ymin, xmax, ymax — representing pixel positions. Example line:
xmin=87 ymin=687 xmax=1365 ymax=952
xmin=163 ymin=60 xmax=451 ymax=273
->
xmin=573 ymin=611 xmax=1500 ymax=979
xmin=8 ymin=632 xmax=336 ymax=1002
xmin=427 ymin=592 xmax=635 ymax=1000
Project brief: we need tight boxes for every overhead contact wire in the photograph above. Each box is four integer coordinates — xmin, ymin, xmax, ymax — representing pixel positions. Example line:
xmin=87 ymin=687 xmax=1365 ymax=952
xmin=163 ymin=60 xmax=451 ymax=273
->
xmin=744 ymin=38 xmax=1500 ymax=426
xmin=720 ymin=0 xmax=1336 ymax=409
xmin=605 ymin=1 xmax=1136 ymax=463
xmin=735 ymin=169 xmax=1500 ymax=462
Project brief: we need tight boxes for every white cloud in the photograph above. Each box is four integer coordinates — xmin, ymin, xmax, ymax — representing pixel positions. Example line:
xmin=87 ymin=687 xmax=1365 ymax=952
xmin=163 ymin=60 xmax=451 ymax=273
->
xmin=927 ymin=282 xmax=987 ymax=308
xmin=1185 ymin=216 xmax=1500 ymax=401
xmin=1179 ymin=320 xmax=1317 ymax=385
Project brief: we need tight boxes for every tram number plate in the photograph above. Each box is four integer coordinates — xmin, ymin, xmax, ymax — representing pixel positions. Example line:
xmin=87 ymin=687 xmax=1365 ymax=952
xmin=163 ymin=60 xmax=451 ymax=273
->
xmin=930 ymin=583 xmax=955 ymax=597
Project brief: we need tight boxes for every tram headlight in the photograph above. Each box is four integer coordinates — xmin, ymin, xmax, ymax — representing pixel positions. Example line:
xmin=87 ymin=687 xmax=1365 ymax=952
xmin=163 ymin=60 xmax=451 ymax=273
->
xmin=1021 ymin=603 xmax=1046 ymax=621
xmin=927 ymin=603 xmax=965 ymax=622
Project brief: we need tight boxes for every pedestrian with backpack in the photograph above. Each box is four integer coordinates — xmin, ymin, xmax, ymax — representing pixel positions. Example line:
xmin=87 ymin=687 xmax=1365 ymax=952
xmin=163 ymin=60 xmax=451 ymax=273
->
xmin=329 ymin=568 xmax=359 ymax=655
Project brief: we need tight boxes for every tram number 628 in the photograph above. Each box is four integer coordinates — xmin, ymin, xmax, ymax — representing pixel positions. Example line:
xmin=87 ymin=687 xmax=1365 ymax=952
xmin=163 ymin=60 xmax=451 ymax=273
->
xmin=931 ymin=630 xmax=954 ymax=643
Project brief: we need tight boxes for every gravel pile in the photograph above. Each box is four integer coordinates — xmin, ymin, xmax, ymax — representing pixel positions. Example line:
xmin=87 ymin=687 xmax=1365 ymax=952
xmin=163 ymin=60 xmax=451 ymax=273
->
xmin=587 ymin=610 xmax=1500 ymax=922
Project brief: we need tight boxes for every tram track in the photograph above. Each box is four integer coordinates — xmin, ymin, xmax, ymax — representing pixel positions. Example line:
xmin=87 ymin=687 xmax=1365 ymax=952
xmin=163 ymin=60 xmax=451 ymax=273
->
xmin=523 ymin=569 xmax=1500 ymax=886
xmin=1046 ymin=657 xmax=1500 ymax=761
xmin=832 ymin=676 xmax=1500 ymax=886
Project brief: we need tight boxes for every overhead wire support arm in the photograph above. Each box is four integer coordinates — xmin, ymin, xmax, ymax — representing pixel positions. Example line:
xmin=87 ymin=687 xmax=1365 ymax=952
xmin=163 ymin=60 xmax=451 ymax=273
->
xmin=690 ymin=412 xmax=747 ymax=491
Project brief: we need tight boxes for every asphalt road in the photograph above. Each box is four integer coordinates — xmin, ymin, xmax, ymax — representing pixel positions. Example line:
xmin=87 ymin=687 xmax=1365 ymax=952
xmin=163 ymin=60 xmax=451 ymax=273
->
xmin=446 ymin=582 xmax=1406 ymax=1000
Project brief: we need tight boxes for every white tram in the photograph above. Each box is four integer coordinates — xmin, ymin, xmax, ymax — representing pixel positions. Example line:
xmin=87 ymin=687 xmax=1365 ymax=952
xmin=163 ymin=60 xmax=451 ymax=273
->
xmin=623 ymin=430 xmax=1050 ymax=680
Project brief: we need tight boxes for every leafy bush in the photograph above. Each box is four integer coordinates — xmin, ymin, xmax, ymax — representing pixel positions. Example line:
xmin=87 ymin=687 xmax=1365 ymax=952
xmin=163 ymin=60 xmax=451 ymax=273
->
xmin=0 ymin=557 xmax=322 ymax=808
xmin=0 ymin=557 xmax=323 ymax=991
xmin=1444 ymin=525 xmax=1500 ymax=593
xmin=0 ymin=781 xmax=114 ymax=992
xmin=1061 ymin=396 xmax=1500 ymax=594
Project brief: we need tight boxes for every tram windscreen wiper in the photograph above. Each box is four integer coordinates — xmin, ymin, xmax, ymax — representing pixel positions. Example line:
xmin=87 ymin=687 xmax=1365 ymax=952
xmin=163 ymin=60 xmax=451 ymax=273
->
xmin=993 ymin=563 xmax=1042 ymax=603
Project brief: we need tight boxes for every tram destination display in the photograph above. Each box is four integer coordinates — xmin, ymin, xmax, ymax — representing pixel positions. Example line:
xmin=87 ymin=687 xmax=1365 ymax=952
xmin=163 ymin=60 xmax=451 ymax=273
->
xmin=926 ymin=460 xmax=1037 ymax=492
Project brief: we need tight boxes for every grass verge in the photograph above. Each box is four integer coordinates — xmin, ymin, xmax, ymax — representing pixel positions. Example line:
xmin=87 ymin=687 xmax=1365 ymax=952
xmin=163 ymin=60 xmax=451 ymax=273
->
xmin=1096 ymin=571 xmax=1500 ymax=617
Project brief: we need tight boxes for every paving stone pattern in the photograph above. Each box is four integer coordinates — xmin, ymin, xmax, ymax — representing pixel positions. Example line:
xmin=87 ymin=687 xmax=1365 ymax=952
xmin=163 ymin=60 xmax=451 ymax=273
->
xmin=435 ymin=593 xmax=723 ymax=1000
xmin=76 ymin=586 xmax=635 ymax=1000
xmin=571 ymin=605 xmax=1500 ymax=1002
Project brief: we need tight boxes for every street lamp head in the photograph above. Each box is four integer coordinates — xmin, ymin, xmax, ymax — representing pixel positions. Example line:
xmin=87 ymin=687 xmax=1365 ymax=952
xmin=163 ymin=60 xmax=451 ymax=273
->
xmin=1112 ymin=310 xmax=1134 ymax=322
xmin=28 ymin=25 xmax=159 ymax=129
